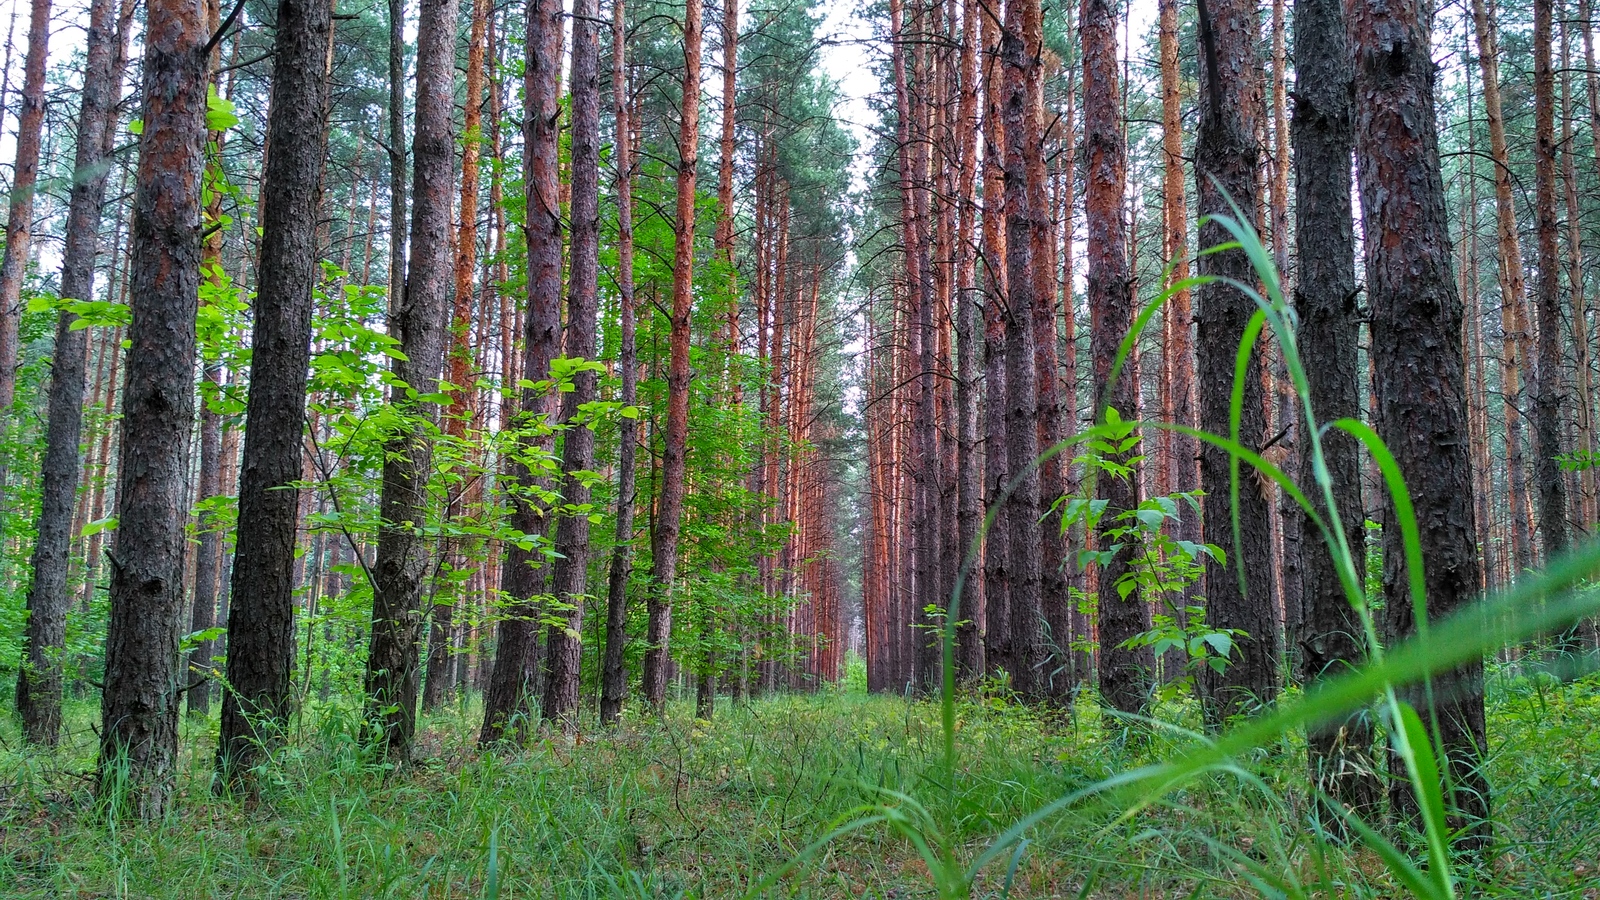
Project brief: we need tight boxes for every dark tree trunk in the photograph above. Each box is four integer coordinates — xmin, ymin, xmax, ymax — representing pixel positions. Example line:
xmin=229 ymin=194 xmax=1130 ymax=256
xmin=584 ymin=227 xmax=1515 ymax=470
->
xmin=542 ymin=0 xmax=601 ymax=729
xmin=953 ymin=0 xmax=983 ymax=680
xmin=217 ymin=0 xmax=334 ymax=781
xmin=1532 ymin=0 xmax=1571 ymax=569
xmin=187 ymin=364 xmax=224 ymax=718
xmin=1348 ymin=0 xmax=1491 ymax=844
xmin=600 ymin=0 xmax=637 ymax=727
xmin=97 ymin=0 xmax=207 ymax=816
xmin=367 ymin=0 xmax=457 ymax=760
xmin=643 ymin=0 xmax=703 ymax=711
xmin=1194 ymin=0 xmax=1279 ymax=725
xmin=481 ymin=0 xmax=564 ymax=742
xmin=15 ymin=0 xmax=119 ymax=746
xmin=1000 ymin=0 xmax=1044 ymax=701
xmin=981 ymin=5 xmax=1010 ymax=680
xmin=1291 ymin=0 xmax=1377 ymax=823
xmin=1083 ymin=0 xmax=1153 ymax=716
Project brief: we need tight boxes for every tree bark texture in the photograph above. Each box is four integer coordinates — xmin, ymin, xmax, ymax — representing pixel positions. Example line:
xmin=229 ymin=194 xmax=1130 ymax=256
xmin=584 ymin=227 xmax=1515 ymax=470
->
xmin=1195 ymin=0 xmax=1280 ymax=724
xmin=98 ymin=0 xmax=207 ymax=816
xmin=1084 ymin=0 xmax=1153 ymax=716
xmin=218 ymin=0 xmax=334 ymax=780
xmin=1348 ymin=0 xmax=1491 ymax=842
xmin=643 ymin=0 xmax=703 ymax=710
xmin=367 ymin=0 xmax=457 ymax=759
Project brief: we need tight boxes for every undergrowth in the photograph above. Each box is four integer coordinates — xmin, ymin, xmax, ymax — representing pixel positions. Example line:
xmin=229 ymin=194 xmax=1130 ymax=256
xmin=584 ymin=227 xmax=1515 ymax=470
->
xmin=1 ymin=669 xmax=1597 ymax=898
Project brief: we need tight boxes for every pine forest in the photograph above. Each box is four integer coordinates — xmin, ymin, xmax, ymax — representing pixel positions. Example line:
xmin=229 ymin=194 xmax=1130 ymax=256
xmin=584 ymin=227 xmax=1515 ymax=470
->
xmin=1 ymin=0 xmax=1599 ymax=892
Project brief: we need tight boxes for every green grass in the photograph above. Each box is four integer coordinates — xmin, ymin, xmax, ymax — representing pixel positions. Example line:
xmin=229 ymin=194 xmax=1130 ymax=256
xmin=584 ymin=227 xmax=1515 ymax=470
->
xmin=3 ymin=669 xmax=1599 ymax=898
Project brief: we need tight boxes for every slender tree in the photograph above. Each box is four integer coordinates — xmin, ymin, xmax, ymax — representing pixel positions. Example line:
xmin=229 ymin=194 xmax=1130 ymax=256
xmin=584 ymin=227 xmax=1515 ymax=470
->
xmin=1084 ymin=0 xmax=1152 ymax=715
xmin=1290 ymin=0 xmax=1377 ymax=822
xmin=425 ymin=0 xmax=492 ymax=713
xmin=1194 ymin=0 xmax=1279 ymax=724
xmin=97 ymin=0 xmax=208 ymax=816
xmin=0 ymin=0 xmax=51 ymax=514
xmin=600 ymin=0 xmax=638 ymax=726
xmin=218 ymin=0 xmax=335 ymax=781
xmin=367 ymin=0 xmax=458 ymax=759
xmin=15 ymin=0 xmax=121 ymax=745
xmin=643 ymin=0 xmax=705 ymax=710
xmin=482 ymin=0 xmax=565 ymax=741
xmin=543 ymin=0 xmax=602 ymax=728
xmin=997 ymin=0 xmax=1044 ymax=700
xmin=981 ymin=5 xmax=1010 ymax=680
xmin=1532 ymin=0 xmax=1570 ymax=564
xmin=953 ymin=0 xmax=983 ymax=679
xmin=1470 ymin=0 xmax=1535 ymax=573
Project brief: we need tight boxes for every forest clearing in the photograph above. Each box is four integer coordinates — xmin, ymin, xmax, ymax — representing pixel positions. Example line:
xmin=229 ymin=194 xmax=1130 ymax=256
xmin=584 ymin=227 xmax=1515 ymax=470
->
xmin=2 ymin=0 xmax=1600 ymax=889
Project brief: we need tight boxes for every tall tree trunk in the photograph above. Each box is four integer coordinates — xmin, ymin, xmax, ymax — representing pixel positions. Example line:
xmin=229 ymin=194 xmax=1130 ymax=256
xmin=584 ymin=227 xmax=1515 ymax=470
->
xmin=367 ymin=0 xmax=457 ymax=760
xmin=481 ymin=0 xmax=564 ymax=742
xmin=15 ymin=0 xmax=120 ymax=745
xmin=1349 ymin=0 xmax=1490 ymax=842
xmin=1560 ymin=12 xmax=1595 ymax=534
xmin=1194 ymin=0 xmax=1279 ymax=724
xmin=1532 ymin=0 xmax=1571 ymax=564
xmin=1000 ymin=0 xmax=1044 ymax=700
xmin=217 ymin=0 xmax=334 ymax=780
xmin=1083 ymin=0 xmax=1152 ymax=715
xmin=953 ymin=0 xmax=982 ymax=679
xmin=643 ymin=0 xmax=704 ymax=710
xmin=0 ymin=0 xmax=51 ymax=519
xmin=97 ymin=0 xmax=207 ymax=816
xmin=1471 ymin=0 xmax=1535 ymax=574
xmin=601 ymin=0 xmax=637 ymax=725
xmin=425 ymin=0 xmax=492 ymax=713
xmin=1157 ymin=0 xmax=1197 ymax=682
xmin=981 ymin=7 xmax=1010 ymax=681
xmin=1029 ymin=16 xmax=1068 ymax=703
xmin=386 ymin=0 xmax=407 ymax=308
xmin=543 ymin=0 xmax=601 ymax=728
xmin=190 ymin=20 xmax=230 ymax=715
xmin=1291 ymin=0 xmax=1377 ymax=823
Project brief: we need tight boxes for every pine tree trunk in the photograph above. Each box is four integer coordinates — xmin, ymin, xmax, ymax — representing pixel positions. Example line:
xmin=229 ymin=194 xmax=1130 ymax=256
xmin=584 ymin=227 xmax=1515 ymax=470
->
xmin=1532 ymin=0 xmax=1571 ymax=564
xmin=481 ymin=0 xmax=564 ymax=742
xmin=1157 ymin=0 xmax=1196 ymax=682
xmin=953 ymin=0 xmax=983 ymax=680
xmin=1083 ymin=0 xmax=1152 ymax=716
xmin=15 ymin=0 xmax=119 ymax=746
xmin=217 ymin=0 xmax=334 ymax=779
xmin=1471 ymin=0 xmax=1536 ymax=574
xmin=1349 ymin=0 xmax=1490 ymax=843
xmin=97 ymin=0 xmax=207 ymax=816
xmin=644 ymin=0 xmax=704 ymax=710
xmin=426 ymin=0 xmax=491 ymax=714
xmin=0 ymin=0 xmax=52 ymax=520
xmin=601 ymin=0 xmax=638 ymax=727
xmin=1561 ymin=13 xmax=1596 ymax=534
xmin=543 ymin=0 xmax=601 ymax=728
xmin=981 ymin=7 xmax=1010 ymax=681
xmin=1290 ymin=0 xmax=1377 ymax=823
xmin=386 ymin=0 xmax=407 ymax=306
xmin=367 ymin=0 xmax=456 ymax=760
xmin=1194 ymin=0 xmax=1279 ymax=725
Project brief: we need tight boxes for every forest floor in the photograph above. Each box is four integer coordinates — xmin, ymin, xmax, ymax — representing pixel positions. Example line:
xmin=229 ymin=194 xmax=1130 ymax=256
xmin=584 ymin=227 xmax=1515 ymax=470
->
xmin=2 ymin=668 xmax=1599 ymax=898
